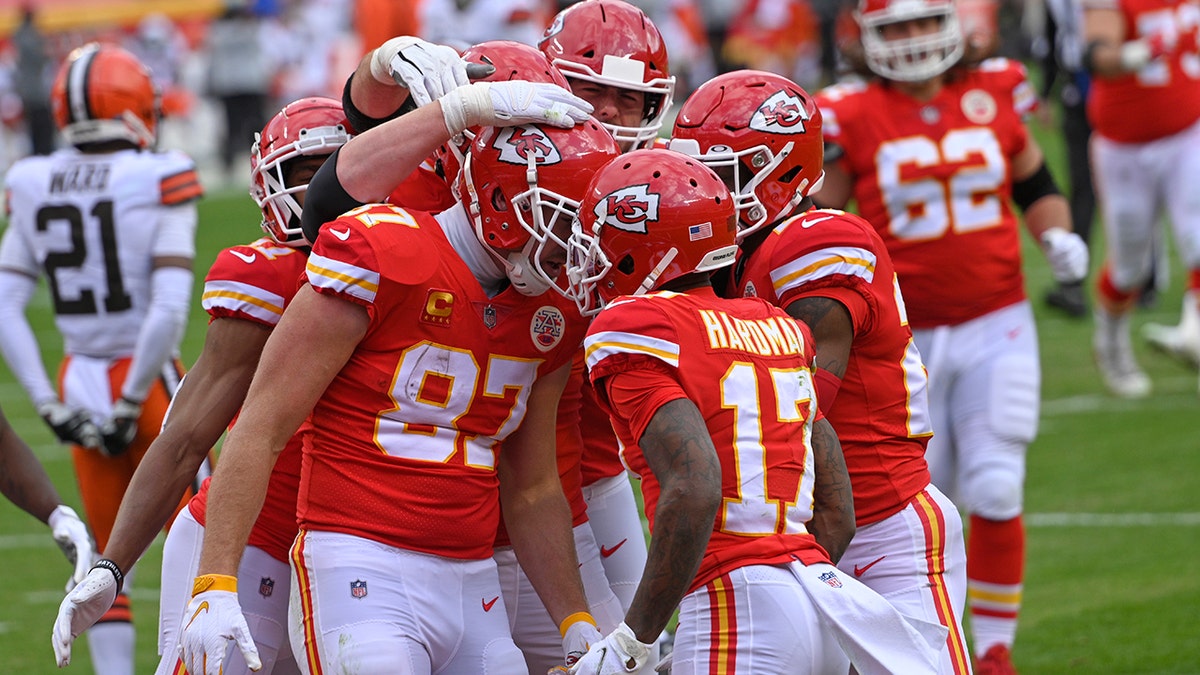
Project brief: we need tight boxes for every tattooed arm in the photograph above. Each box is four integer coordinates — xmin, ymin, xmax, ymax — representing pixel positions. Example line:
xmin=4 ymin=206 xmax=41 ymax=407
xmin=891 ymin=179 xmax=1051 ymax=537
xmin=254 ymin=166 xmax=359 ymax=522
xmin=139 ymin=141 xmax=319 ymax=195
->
xmin=786 ymin=296 xmax=853 ymax=380
xmin=625 ymin=397 xmax=723 ymax=643
xmin=808 ymin=417 xmax=855 ymax=562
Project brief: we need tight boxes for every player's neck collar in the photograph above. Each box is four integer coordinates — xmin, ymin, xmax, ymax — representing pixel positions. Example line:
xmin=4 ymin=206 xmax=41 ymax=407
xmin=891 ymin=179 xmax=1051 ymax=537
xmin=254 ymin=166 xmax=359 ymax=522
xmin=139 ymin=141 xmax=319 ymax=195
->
xmin=436 ymin=202 xmax=507 ymax=296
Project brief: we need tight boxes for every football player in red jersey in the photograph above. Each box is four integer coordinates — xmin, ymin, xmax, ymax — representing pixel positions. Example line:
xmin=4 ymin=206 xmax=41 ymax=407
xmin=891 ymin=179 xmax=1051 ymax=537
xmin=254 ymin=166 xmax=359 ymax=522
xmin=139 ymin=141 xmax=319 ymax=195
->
xmin=336 ymin=36 xmax=629 ymax=673
xmin=0 ymin=43 xmax=203 ymax=675
xmin=178 ymin=66 xmax=621 ymax=675
xmin=812 ymin=0 xmax=1091 ymax=671
xmin=540 ymin=10 xmax=676 ymax=661
xmin=51 ymin=97 xmax=352 ymax=675
xmin=562 ymin=148 xmax=944 ymax=675
xmin=1083 ymin=0 xmax=1200 ymax=397
xmin=670 ymin=69 xmax=972 ymax=674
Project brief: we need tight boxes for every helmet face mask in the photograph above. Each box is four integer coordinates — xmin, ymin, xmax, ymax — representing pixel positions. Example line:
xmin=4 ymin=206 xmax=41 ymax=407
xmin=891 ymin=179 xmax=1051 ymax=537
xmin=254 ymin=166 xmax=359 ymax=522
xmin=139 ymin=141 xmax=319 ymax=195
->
xmin=250 ymin=97 xmax=351 ymax=246
xmin=52 ymin=43 xmax=160 ymax=149
xmin=539 ymin=0 xmax=675 ymax=150
xmin=857 ymin=0 xmax=964 ymax=81
xmin=670 ymin=71 xmax=825 ymax=241
xmin=456 ymin=121 xmax=620 ymax=297
xmin=567 ymin=149 xmax=738 ymax=316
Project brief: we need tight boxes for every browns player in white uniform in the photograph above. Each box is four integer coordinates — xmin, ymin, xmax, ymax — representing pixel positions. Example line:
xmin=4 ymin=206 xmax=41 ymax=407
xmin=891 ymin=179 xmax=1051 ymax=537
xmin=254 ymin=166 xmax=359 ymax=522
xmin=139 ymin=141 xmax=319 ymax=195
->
xmin=177 ymin=69 xmax=620 ymax=673
xmin=1083 ymin=0 xmax=1200 ymax=397
xmin=814 ymin=0 xmax=1089 ymax=671
xmin=51 ymin=97 xmax=350 ymax=675
xmin=564 ymin=149 xmax=945 ymax=675
xmin=671 ymin=69 xmax=972 ymax=674
xmin=0 ymin=43 xmax=201 ymax=675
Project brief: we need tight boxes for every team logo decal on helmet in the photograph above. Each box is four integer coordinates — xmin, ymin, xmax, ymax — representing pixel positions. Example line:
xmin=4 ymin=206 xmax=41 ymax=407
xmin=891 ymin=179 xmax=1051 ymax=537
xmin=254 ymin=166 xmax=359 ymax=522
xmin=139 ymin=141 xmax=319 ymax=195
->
xmin=531 ymin=306 xmax=566 ymax=352
xmin=595 ymin=184 xmax=659 ymax=234
xmin=493 ymin=126 xmax=562 ymax=165
xmin=750 ymin=91 xmax=811 ymax=134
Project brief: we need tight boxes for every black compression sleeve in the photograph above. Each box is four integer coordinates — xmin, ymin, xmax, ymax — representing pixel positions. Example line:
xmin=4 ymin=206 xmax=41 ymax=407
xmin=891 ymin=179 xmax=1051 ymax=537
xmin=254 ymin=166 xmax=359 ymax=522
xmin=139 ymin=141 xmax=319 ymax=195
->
xmin=341 ymin=73 xmax=417 ymax=134
xmin=300 ymin=148 xmax=365 ymax=244
xmin=1012 ymin=162 xmax=1062 ymax=213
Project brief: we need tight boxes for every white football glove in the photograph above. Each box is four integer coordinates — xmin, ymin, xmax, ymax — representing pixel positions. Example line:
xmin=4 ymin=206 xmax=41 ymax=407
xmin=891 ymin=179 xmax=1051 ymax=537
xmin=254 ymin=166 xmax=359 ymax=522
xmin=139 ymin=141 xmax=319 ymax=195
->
xmin=569 ymin=622 xmax=655 ymax=674
xmin=440 ymin=81 xmax=594 ymax=137
xmin=370 ymin=36 xmax=470 ymax=107
xmin=1040 ymin=228 xmax=1090 ymax=283
xmin=48 ymin=505 xmax=93 ymax=590
xmin=52 ymin=559 xmax=122 ymax=667
xmin=562 ymin=616 xmax=604 ymax=667
xmin=37 ymin=400 xmax=101 ymax=449
xmin=180 ymin=576 xmax=262 ymax=675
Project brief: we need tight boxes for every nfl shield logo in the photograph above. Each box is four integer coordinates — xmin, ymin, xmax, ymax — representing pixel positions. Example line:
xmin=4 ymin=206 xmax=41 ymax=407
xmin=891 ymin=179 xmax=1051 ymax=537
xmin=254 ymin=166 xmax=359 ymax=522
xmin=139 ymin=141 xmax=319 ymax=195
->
xmin=819 ymin=571 xmax=843 ymax=588
xmin=483 ymin=304 xmax=497 ymax=329
xmin=350 ymin=579 xmax=368 ymax=599
xmin=259 ymin=577 xmax=275 ymax=598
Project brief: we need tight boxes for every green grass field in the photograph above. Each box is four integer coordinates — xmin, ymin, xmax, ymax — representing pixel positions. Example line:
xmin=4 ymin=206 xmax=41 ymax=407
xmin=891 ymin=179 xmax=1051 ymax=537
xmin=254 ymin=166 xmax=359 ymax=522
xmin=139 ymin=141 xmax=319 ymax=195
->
xmin=1 ymin=119 xmax=1198 ymax=673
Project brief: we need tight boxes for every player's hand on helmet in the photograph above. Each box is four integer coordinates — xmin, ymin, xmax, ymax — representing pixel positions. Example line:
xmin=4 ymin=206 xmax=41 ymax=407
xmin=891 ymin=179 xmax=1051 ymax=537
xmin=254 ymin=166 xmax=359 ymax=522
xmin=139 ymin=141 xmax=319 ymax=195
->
xmin=568 ymin=622 xmax=655 ymax=674
xmin=52 ymin=559 xmax=122 ymax=666
xmin=37 ymin=400 xmax=101 ymax=449
xmin=180 ymin=575 xmax=262 ymax=675
xmin=440 ymin=81 xmax=594 ymax=137
xmin=49 ymin=505 xmax=93 ymax=590
xmin=1040 ymin=228 xmax=1090 ymax=283
xmin=98 ymin=397 xmax=140 ymax=457
xmin=370 ymin=36 xmax=475 ymax=107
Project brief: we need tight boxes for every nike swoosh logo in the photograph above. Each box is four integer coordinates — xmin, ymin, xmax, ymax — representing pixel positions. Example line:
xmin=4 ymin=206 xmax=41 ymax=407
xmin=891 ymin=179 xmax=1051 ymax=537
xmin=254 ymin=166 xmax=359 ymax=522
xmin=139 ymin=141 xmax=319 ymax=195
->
xmin=482 ymin=596 xmax=499 ymax=612
xmin=185 ymin=601 xmax=209 ymax=628
xmin=801 ymin=215 xmax=834 ymax=228
xmin=853 ymin=555 xmax=886 ymax=577
xmin=230 ymin=250 xmax=256 ymax=264
xmin=330 ymin=227 xmax=351 ymax=241
xmin=600 ymin=539 xmax=627 ymax=558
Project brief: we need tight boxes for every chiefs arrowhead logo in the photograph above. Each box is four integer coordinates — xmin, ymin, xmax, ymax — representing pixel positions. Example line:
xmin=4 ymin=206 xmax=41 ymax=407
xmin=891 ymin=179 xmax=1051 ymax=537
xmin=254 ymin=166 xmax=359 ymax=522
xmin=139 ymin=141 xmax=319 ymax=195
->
xmin=539 ymin=13 xmax=564 ymax=47
xmin=493 ymin=126 xmax=562 ymax=165
xmin=749 ymin=90 xmax=809 ymax=134
xmin=595 ymin=184 xmax=659 ymax=234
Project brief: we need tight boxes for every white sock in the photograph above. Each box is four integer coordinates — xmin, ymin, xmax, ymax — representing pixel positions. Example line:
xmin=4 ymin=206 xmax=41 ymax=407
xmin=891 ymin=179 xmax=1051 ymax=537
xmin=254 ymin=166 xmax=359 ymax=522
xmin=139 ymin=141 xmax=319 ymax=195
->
xmin=87 ymin=620 xmax=135 ymax=675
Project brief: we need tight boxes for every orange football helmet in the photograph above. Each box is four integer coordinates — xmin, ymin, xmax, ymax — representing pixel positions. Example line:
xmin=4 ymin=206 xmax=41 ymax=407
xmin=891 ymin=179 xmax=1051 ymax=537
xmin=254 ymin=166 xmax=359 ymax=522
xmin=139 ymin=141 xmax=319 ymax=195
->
xmin=51 ymin=43 xmax=159 ymax=149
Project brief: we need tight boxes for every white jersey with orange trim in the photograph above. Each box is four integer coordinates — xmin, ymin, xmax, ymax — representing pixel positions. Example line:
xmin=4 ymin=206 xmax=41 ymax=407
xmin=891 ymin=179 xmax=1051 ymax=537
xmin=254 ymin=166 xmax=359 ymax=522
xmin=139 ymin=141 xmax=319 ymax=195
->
xmin=0 ymin=146 xmax=201 ymax=357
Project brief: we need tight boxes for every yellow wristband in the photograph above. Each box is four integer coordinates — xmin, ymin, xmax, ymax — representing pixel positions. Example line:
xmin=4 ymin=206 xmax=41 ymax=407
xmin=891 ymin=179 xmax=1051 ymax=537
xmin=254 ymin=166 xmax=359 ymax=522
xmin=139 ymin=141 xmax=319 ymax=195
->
xmin=558 ymin=611 xmax=597 ymax=638
xmin=191 ymin=574 xmax=238 ymax=597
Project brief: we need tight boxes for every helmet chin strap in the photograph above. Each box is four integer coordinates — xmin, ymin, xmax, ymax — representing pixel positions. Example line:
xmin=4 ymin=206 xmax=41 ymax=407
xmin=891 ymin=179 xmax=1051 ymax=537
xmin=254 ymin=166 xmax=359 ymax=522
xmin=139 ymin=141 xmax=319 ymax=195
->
xmin=504 ymin=239 xmax=554 ymax=297
xmin=637 ymin=247 xmax=679 ymax=296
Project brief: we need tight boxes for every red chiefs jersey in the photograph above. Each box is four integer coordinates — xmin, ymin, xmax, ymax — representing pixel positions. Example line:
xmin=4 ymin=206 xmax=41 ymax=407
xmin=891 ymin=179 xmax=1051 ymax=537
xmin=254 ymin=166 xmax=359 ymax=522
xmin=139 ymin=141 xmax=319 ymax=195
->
xmin=586 ymin=288 xmax=829 ymax=593
xmin=570 ymin=352 xmax=626 ymax=486
xmin=189 ymin=238 xmax=308 ymax=563
xmin=299 ymin=204 xmax=586 ymax=560
xmin=731 ymin=209 xmax=934 ymax=526
xmin=817 ymin=58 xmax=1036 ymax=327
xmin=386 ymin=158 xmax=456 ymax=215
xmin=1085 ymin=0 xmax=1200 ymax=142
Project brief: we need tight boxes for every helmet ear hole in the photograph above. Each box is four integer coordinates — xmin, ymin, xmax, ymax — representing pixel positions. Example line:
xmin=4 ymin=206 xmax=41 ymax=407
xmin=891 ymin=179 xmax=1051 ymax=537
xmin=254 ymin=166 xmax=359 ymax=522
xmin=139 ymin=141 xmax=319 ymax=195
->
xmin=490 ymin=187 xmax=508 ymax=212
xmin=617 ymin=255 xmax=636 ymax=275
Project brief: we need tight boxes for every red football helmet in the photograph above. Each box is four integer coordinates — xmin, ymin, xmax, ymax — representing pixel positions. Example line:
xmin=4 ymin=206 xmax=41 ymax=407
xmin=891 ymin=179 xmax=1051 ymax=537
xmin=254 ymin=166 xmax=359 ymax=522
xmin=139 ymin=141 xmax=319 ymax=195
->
xmin=669 ymin=70 xmax=824 ymax=241
xmin=251 ymin=97 xmax=352 ymax=246
xmin=438 ymin=40 xmax=573 ymax=192
xmin=455 ymin=119 xmax=620 ymax=297
xmin=567 ymin=149 xmax=738 ymax=316
xmin=539 ymin=0 xmax=675 ymax=149
xmin=856 ymin=0 xmax=963 ymax=81
xmin=51 ymin=43 xmax=159 ymax=149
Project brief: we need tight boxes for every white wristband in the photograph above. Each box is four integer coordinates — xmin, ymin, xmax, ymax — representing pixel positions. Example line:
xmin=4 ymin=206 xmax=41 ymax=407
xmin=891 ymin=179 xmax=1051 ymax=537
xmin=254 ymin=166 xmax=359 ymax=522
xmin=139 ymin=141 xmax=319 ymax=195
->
xmin=440 ymin=84 xmax=492 ymax=137
xmin=1119 ymin=39 xmax=1151 ymax=71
